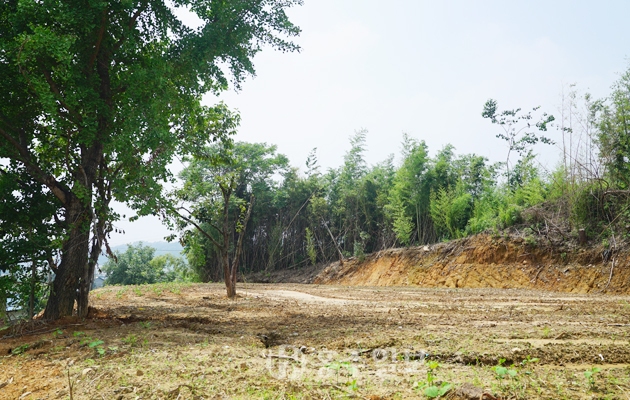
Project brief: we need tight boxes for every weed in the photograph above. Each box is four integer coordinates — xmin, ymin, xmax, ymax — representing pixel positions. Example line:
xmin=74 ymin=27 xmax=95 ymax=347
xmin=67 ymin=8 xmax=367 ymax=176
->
xmin=520 ymin=355 xmax=539 ymax=368
xmin=415 ymin=361 xmax=453 ymax=399
xmin=422 ymin=382 xmax=452 ymax=399
xmin=492 ymin=359 xmax=518 ymax=389
xmin=325 ymin=360 xmax=356 ymax=386
xmin=524 ymin=235 xmax=537 ymax=246
xmin=88 ymin=339 xmax=105 ymax=356
xmin=116 ymin=287 xmax=126 ymax=299
xmin=133 ymin=287 xmax=144 ymax=296
xmin=140 ymin=321 xmax=152 ymax=329
xmin=11 ymin=344 xmax=29 ymax=355
xmin=122 ymin=334 xmax=138 ymax=347
xmin=584 ymin=366 xmax=601 ymax=389
xmin=541 ymin=326 xmax=551 ymax=338
xmin=167 ymin=283 xmax=182 ymax=295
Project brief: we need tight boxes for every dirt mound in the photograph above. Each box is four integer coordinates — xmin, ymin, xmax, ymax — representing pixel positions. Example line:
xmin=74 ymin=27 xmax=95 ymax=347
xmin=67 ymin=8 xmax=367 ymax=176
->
xmin=310 ymin=233 xmax=630 ymax=294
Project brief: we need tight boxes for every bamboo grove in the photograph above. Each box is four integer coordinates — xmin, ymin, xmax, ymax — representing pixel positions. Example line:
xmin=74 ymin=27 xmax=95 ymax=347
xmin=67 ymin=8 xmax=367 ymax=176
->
xmin=174 ymin=67 xmax=630 ymax=282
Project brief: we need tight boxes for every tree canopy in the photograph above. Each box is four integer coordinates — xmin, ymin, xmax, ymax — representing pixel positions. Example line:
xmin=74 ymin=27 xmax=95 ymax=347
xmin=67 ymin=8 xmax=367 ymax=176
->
xmin=0 ymin=0 xmax=302 ymax=319
xmin=102 ymin=243 xmax=191 ymax=285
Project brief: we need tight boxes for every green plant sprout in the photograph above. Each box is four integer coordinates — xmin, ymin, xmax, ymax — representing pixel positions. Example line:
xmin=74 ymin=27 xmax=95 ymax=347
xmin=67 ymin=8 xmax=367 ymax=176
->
xmin=584 ymin=366 xmax=601 ymax=389
xmin=415 ymin=361 xmax=453 ymax=399
xmin=325 ymin=360 xmax=357 ymax=386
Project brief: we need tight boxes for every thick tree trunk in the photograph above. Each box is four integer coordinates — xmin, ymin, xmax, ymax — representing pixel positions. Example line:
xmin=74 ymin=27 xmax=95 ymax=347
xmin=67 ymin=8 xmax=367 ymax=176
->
xmin=0 ymin=293 xmax=6 ymax=326
xmin=28 ymin=261 xmax=36 ymax=319
xmin=223 ymin=251 xmax=236 ymax=298
xmin=43 ymin=196 xmax=92 ymax=320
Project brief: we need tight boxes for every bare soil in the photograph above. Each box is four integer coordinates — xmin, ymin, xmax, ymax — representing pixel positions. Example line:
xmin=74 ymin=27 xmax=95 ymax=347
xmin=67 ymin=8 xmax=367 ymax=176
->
xmin=2 ymin=233 xmax=629 ymax=399
xmin=1 ymin=280 xmax=630 ymax=399
xmin=257 ymin=233 xmax=630 ymax=295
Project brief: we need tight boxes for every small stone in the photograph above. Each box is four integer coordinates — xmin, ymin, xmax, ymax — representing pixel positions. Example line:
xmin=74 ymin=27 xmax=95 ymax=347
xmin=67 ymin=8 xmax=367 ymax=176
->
xmin=511 ymin=347 xmax=522 ymax=353
xmin=81 ymin=368 xmax=93 ymax=376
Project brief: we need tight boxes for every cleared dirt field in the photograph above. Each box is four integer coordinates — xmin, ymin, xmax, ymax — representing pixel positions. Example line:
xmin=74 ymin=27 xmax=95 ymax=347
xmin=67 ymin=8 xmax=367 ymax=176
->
xmin=1 ymin=282 xmax=630 ymax=399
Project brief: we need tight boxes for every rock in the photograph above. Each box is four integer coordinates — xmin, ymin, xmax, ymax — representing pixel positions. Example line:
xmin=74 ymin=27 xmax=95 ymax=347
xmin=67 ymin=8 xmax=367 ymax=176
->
xmin=81 ymin=368 xmax=94 ymax=376
xmin=256 ymin=331 xmax=282 ymax=348
xmin=452 ymin=383 xmax=498 ymax=400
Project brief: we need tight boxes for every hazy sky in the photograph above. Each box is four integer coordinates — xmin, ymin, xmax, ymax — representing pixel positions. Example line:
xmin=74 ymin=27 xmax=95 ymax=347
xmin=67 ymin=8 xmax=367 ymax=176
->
xmin=110 ymin=0 xmax=630 ymax=246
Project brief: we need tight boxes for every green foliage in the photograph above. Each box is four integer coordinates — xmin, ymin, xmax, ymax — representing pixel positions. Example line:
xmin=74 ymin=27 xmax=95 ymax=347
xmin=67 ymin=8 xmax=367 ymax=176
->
xmin=387 ymin=135 xmax=431 ymax=245
xmin=422 ymin=382 xmax=452 ymax=399
xmin=103 ymin=243 xmax=191 ymax=285
xmin=430 ymin=184 xmax=473 ymax=240
xmin=305 ymin=228 xmax=317 ymax=266
xmin=0 ymin=0 xmax=302 ymax=319
xmin=173 ymin=141 xmax=288 ymax=292
xmin=415 ymin=361 xmax=452 ymax=398
xmin=150 ymin=254 xmax=197 ymax=283
xmin=482 ymin=99 xmax=555 ymax=190
xmin=493 ymin=364 xmax=518 ymax=380
xmin=584 ymin=366 xmax=601 ymax=389
xmin=325 ymin=360 xmax=357 ymax=386
xmin=466 ymin=191 xmax=501 ymax=234
xmin=598 ymin=67 xmax=630 ymax=188
xmin=11 ymin=344 xmax=30 ymax=355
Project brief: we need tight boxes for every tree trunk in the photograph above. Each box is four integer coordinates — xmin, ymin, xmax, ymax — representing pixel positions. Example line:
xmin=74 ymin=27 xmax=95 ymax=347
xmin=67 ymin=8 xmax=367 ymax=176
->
xmin=29 ymin=261 xmax=36 ymax=319
xmin=0 ymin=292 xmax=6 ymax=326
xmin=43 ymin=196 xmax=92 ymax=320
xmin=223 ymin=251 xmax=236 ymax=298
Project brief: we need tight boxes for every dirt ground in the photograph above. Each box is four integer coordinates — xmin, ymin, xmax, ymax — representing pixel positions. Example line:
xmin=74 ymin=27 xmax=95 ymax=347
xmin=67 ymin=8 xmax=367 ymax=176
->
xmin=1 ymin=281 xmax=630 ymax=399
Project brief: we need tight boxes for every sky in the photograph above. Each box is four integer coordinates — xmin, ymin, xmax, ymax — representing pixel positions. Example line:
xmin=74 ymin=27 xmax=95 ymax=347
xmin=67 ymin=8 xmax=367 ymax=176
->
xmin=110 ymin=0 xmax=630 ymax=246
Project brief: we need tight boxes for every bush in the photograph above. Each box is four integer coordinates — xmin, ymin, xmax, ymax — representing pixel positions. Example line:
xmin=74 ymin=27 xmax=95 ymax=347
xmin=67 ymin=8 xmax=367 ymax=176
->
xmin=103 ymin=243 xmax=194 ymax=286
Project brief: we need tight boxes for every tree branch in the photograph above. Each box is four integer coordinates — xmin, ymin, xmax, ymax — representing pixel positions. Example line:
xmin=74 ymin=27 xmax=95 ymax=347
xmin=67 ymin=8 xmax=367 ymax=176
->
xmin=231 ymin=194 xmax=254 ymax=281
xmin=88 ymin=9 xmax=108 ymax=71
xmin=40 ymin=64 xmax=83 ymax=124
xmin=112 ymin=3 xmax=147 ymax=52
xmin=0 ymin=126 xmax=68 ymax=204
xmin=170 ymin=207 xmax=224 ymax=250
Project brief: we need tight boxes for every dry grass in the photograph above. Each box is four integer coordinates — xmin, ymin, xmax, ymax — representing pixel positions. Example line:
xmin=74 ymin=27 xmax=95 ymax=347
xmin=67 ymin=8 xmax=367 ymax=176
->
xmin=1 ymin=282 xmax=630 ymax=399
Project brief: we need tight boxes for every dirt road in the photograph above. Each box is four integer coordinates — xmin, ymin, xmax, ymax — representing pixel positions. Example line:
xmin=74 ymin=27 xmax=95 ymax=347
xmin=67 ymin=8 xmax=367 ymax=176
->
xmin=1 ymin=282 xmax=629 ymax=399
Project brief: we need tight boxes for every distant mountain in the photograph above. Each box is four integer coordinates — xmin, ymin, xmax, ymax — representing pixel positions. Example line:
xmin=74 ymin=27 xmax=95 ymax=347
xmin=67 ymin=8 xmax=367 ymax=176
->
xmin=97 ymin=241 xmax=184 ymax=266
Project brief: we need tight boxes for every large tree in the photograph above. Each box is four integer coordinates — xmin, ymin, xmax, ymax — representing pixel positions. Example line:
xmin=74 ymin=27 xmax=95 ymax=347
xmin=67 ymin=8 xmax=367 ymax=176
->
xmin=171 ymin=141 xmax=289 ymax=297
xmin=0 ymin=0 xmax=301 ymax=319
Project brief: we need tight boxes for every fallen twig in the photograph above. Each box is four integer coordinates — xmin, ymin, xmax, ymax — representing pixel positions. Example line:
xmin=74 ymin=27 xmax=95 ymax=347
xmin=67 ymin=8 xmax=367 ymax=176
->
xmin=68 ymin=369 xmax=74 ymax=400
xmin=262 ymin=353 xmax=301 ymax=362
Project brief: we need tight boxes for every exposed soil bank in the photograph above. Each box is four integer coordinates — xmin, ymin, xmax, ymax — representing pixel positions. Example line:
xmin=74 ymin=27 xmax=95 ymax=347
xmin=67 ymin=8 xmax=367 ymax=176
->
xmin=256 ymin=234 xmax=630 ymax=294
